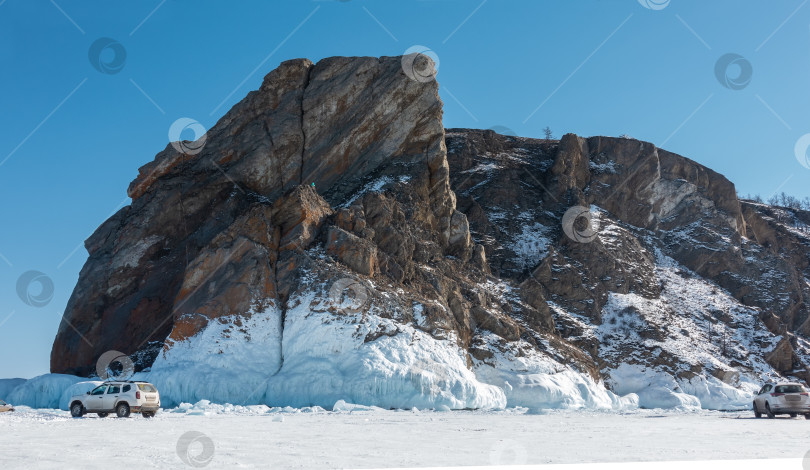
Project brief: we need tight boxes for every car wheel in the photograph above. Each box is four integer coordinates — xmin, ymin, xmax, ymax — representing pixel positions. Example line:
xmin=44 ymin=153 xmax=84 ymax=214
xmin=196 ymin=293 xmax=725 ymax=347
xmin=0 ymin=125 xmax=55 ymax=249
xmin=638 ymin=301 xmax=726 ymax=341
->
xmin=115 ymin=403 xmax=130 ymax=418
xmin=97 ymin=412 xmax=108 ymax=418
xmin=790 ymin=413 xmax=797 ymax=418
xmin=765 ymin=403 xmax=775 ymax=419
xmin=805 ymin=414 xmax=810 ymax=420
xmin=753 ymin=402 xmax=761 ymax=418
xmin=142 ymin=411 xmax=154 ymax=418
xmin=70 ymin=403 xmax=84 ymax=418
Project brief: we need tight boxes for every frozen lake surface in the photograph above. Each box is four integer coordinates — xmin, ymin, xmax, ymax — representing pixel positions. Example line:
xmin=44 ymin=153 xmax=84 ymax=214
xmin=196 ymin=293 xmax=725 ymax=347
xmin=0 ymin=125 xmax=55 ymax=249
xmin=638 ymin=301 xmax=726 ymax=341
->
xmin=0 ymin=406 xmax=807 ymax=468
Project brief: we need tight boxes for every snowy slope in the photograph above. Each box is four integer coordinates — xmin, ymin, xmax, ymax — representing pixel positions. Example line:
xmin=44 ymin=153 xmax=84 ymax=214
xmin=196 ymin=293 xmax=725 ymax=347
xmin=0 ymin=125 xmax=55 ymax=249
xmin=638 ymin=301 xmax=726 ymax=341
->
xmin=472 ymin=332 xmax=638 ymax=410
xmin=550 ymin=239 xmax=782 ymax=410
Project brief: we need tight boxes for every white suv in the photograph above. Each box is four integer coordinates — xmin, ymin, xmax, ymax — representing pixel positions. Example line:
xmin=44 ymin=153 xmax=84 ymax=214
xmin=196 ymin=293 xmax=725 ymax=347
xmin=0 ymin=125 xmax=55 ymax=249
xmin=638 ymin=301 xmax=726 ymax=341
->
xmin=753 ymin=382 xmax=810 ymax=419
xmin=69 ymin=381 xmax=160 ymax=418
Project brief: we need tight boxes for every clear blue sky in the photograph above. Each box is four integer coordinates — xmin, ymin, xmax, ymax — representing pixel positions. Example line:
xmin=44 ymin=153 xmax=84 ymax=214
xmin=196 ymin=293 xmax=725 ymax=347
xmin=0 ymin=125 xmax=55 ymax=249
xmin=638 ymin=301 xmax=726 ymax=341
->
xmin=1 ymin=0 xmax=809 ymax=379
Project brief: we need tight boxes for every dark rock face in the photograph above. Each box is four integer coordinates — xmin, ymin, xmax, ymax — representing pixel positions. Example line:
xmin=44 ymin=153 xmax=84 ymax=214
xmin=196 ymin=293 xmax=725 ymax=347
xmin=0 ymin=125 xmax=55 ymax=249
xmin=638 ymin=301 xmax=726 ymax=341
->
xmin=53 ymin=56 xmax=810 ymax=405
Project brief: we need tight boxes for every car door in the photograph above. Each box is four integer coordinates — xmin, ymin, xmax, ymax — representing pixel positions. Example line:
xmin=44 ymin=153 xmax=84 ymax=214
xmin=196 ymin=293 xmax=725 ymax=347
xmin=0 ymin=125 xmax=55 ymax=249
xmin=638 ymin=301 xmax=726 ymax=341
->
xmin=104 ymin=384 xmax=121 ymax=410
xmin=754 ymin=386 xmax=765 ymax=408
xmin=86 ymin=385 xmax=107 ymax=411
xmin=756 ymin=385 xmax=772 ymax=409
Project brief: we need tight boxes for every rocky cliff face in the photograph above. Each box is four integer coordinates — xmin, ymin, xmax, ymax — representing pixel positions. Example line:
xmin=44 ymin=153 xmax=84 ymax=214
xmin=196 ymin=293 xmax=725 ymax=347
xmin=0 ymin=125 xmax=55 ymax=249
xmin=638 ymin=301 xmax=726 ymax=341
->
xmin=51 ymin=56 xmax=810 ymax=410
xmin=52 ymin=55 xmax=455 ymax=374
xmin=446 ymin=129 xmax=810 ymax=407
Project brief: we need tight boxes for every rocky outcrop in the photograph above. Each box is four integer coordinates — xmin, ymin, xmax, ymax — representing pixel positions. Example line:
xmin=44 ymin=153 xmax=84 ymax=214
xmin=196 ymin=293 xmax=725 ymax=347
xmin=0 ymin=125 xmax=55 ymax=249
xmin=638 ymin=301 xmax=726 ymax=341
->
xmin=52 ymin=55 xmax=458 ymax=375
xmin=167 ymin=204 xmax=279 ymax=346
xmin=326 ymin=226 xmax=377 ymax=276
xmin=273 ymin=184 xmax=333 ymax=252
xmin=52 ymin=57 xmax=810 ymax=410
xmin=446 ymin=128 xmax=810 ymax=398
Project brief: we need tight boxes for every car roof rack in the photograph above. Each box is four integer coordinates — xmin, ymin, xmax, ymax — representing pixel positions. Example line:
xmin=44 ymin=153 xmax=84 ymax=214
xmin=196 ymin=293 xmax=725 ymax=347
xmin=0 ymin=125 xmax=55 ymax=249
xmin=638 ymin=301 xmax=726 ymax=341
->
xmin=100 ymin=379 xmax=151 ymax=384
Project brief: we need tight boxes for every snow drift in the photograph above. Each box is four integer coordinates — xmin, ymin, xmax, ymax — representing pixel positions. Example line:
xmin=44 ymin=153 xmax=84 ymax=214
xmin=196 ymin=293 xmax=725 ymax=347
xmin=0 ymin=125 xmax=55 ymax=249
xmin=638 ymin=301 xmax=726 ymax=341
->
xmin=3 ymin=374 xmax=101 ymax=410
xmin=145 ymin=291 xmax=508 ymax=409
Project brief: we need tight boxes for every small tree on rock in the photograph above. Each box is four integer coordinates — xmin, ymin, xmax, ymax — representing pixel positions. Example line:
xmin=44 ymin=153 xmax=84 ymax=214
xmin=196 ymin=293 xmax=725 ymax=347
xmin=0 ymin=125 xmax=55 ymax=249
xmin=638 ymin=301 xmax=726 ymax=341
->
xmin=543 ymin=126 xmax=553 ymax=140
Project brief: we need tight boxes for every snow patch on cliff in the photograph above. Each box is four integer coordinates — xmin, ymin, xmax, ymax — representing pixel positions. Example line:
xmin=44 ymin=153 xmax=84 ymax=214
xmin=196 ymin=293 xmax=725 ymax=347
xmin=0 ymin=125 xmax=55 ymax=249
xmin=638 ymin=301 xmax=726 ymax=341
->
xmin=341 ymin=176 xmax=394 ymax=207
xmin=125 ymin=282 xmax=638 ymax=411
xmin=593 ymin=252 xmax=781 ymax=409
xmin=506 ymin=222 xmax=550 ymax=270
xmin=145 ymin=305 xmax=283 ymax=407
xmin=136 ymin=287 xmax=507 ymax=410
xmin=260 ymin=291 xmax=506 ymax=410
xmin=473 ymin=333 xmax=638 ymax=410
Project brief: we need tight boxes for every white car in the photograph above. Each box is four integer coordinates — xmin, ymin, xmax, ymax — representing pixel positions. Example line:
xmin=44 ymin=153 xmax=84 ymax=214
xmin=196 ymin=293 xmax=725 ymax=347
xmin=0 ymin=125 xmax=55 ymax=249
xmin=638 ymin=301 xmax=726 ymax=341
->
xmin=69 ymin=381 xmax=160 ymax=418
xmin=0 ymin=398 xmax=14 ymax=413
xmin=753 ymin=382 xmax=810 ymax=419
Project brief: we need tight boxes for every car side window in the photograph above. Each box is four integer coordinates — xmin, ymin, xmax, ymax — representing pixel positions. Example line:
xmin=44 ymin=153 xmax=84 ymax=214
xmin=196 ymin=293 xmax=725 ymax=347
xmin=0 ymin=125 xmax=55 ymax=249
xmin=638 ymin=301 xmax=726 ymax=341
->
xmin=91 ymin=386 xmax=107 ymax=395
xmin=123 ymin=385 xmax=131 ymax=393
xmin=107 ymin=385 xmax=120 ymax=394
xmin=763 ymin=385 xmax=772 ymax=393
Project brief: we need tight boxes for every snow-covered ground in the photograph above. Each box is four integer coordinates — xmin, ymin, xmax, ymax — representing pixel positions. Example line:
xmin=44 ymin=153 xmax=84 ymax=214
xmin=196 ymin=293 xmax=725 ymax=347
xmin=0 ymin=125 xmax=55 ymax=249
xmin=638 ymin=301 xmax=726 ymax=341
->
xmin=0 ymin=405 xmax=807 ymax=468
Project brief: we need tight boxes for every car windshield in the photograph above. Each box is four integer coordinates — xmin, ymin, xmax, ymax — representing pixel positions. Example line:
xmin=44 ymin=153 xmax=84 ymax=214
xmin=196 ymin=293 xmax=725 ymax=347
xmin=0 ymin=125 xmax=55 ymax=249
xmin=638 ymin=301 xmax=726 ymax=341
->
xmin=137 ymin=384 xmax=156 ymax=392
xmin=775 ymin=385 xmax=806 ymax=393
xmin=91 ymin=386 xmax=107 ymax=395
